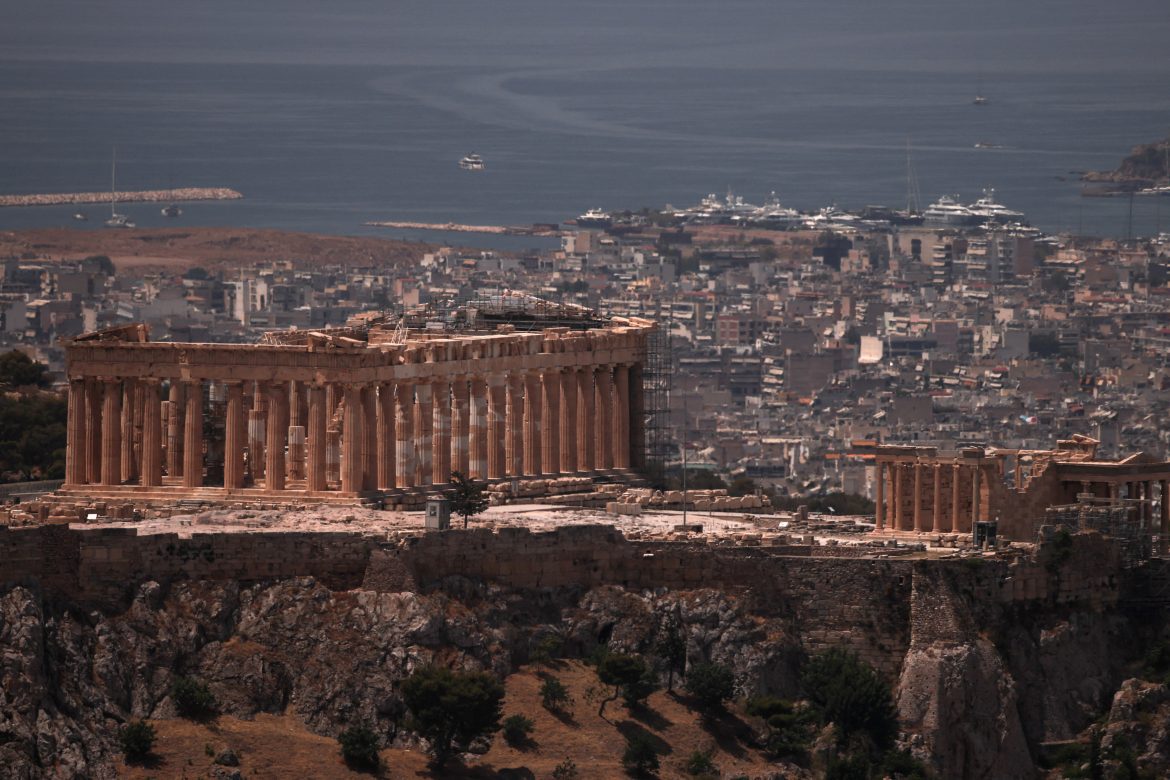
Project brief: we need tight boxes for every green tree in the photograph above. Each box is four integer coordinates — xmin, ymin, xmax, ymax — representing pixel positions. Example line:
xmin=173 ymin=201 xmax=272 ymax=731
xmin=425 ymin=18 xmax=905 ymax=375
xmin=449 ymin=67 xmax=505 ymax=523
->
xmin=118 ymin=720 xmax=156 ymax=762
xmin=171 ymin=676 xmax=217 ymax=720
xmin=401 ymin=666 xmax=505 ymax=767
xmin=622 ymin=732 xmax=660 ymax=777
xmin=653 ymin=615 xmax=686 ymax=692
xmin=338 ymin=724 xmax=380 ymax=770
xmin=684 ymin=662 xmax=735 ymax=715
xmin=449 ymin=470 xmax=489 ymax=528
xmin=502 ymin=714 xmax=535 ymax=747
xmin=745 ymin=696 xmax=813 ymax=760
xmin=0 ymin=350 xmax=49 ymax=388
xmin=597 ymin=654 xmax=658 ymax=719
xmin=801 ymin=649 xmax=897 ymax=753
xmin=540 ymin=677 xmax=571 ymax=712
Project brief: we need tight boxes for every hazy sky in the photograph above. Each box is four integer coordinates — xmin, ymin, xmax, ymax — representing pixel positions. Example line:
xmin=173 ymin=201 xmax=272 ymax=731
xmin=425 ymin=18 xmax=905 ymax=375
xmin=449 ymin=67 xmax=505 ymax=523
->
xmin=4 ymin=0 xmax=1170 ymax=74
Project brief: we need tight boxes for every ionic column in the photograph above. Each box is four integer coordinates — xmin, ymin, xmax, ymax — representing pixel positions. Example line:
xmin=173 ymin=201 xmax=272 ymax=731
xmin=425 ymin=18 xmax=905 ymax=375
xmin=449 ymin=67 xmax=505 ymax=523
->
xmin=488 ymin=374 xmax=506 ymax=479
xmin=971 ymin=465 xmax=981 ymax=528
xmin=86 ymin=379 xmax=103 ymax=484
xmin=523 ymin=371 xmax=542 ymax=475
xmin=505 ymin=374 xmax=523 ymax=476
xmin=912 ymin=462 xmax=923 ymax=533
xmin=377 ymin=382 xmax=395 ymax=489
xmin=469 ymin=377 xmax=488 ymax=479
xmin=541 ymin=369 xmax=560 ymax=475
xmin=342 ymin=384 xmax=363 ymax=493
xmin=931 ymin=464 xmax=942 ymax=533
xmin=874 ymin=460 xmax=884 ymax=531
xmin=395 ymin=382 xmax=415 ymax=488
xmin=223 ymin=381 xmax=245 ymax=489
xmin=101 ymin=379 xmax=122 ymax=486
xmin=65 ymin=378 xmax=87 ymax=485
xmin=576 ymin=368 xmax=595 ymax=471
xmin=613 ymin=364 xmax=631 ymax=469
xmin=307 ymin=384 xmax=328 ymax=492
xmin=165 ymin=382 xmax=183 ymax=479
xmin=951 ymin=463 xmax=960 ymax=533
xmin=265 ymin=382 xmax=287 ymax=491
xmin=893 ymin=463 xmax=904 ymax=531
xmin=595 ymin=366 xmax=613 ymax=470
xmin=121 ymin=379 xmax=137 ymax=483
xmin=560 ymin=367 xmax=577 ymax=474
xmin=432 ymin=380 xmax=451 ymax=485
xmin=629 ymin=362 xmax=645 ymax=469
xmin=363 ymin=385 xmax=378 ymax=491
xmin=414 ymin=382 xmax=433 ymax=485
xmin=182 ymin=380 xmax=203 ymax=488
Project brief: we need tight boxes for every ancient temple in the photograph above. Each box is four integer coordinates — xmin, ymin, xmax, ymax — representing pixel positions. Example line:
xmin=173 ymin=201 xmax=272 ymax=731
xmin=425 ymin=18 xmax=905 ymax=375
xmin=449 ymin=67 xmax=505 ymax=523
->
xmin=59 ymin=315 xmax=653 ymax=506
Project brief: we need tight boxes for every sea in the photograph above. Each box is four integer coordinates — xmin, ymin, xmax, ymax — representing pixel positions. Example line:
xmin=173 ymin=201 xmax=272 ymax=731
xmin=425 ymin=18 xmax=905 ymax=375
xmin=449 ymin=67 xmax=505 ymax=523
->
xmin=2 ymin=0 xmax=1170 ymax=247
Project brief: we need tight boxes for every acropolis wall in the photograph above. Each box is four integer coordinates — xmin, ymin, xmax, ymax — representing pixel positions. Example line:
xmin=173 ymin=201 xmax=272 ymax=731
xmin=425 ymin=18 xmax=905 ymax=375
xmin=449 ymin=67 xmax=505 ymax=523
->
xmin=59 ymin=317 xmax=653 ymax=506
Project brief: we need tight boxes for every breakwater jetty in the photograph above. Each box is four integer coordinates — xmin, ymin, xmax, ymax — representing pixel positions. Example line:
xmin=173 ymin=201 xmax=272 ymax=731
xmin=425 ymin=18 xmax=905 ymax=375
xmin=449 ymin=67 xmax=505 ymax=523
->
xmin=0 ymin=188 xmax=243 ymax=208
xmin=365 ymin=220 xmax=560 ymax=236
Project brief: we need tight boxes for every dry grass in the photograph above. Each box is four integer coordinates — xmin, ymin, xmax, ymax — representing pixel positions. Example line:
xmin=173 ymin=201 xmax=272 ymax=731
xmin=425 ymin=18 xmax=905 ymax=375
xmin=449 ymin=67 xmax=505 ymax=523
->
xmin=116 ymin=660 xmax=777 ymax=779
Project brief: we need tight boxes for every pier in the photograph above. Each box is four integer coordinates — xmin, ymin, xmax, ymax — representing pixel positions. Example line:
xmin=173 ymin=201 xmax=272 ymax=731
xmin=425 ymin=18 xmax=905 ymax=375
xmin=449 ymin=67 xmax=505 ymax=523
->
xmin=364 ymin=220 xmax=560 ymax=237
xmin=0 ymin=188 xmax=244 ymax=208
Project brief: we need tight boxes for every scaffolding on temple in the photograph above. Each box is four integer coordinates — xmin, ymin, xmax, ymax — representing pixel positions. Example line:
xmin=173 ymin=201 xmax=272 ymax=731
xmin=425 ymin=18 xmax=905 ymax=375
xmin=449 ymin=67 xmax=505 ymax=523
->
xmin=642 ymin=318 xmax=671 ymax=486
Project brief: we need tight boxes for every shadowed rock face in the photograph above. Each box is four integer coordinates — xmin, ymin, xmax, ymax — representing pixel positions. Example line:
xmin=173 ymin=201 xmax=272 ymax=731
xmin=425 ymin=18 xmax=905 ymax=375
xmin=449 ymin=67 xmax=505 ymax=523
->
xmin=0 ymin=558 xmax=1164 ymax=779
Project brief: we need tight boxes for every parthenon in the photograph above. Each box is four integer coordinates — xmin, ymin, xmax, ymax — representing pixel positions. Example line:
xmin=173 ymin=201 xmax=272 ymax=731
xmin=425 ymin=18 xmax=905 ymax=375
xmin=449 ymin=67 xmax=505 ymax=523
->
xmin=59 ymin=311 xmax=654 ymax=506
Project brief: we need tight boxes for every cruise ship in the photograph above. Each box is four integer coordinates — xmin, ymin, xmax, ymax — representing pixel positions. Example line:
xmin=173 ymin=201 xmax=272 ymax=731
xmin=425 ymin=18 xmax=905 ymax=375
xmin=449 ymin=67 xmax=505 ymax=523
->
xmin=576 ymin=208 xmax=612 ymax=227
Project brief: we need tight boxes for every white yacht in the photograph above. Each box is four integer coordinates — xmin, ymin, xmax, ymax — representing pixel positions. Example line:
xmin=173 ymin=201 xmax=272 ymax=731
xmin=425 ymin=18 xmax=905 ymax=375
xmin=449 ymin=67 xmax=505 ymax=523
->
xmin=576 ymin=208 xmax=611 ymax=226
xmin=967 ymin=188 xmax=1024 ymax=222
xmin=103 ymin=148 xmax=135 ymax=229
xmin=746 ymin=191 xmax=802 ymax=229
xmin=161 ymin=204 xmax=182 ymax=218
xmin=459 ymin=153 xmax=485 ymax=171
xmin=923 ymin=195 xmax=977 ymax=227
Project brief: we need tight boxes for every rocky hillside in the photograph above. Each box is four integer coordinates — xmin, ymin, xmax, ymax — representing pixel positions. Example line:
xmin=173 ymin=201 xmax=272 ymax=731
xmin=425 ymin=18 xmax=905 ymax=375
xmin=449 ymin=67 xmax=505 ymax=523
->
xmin=1083 ymin=137 xmax=1170 ymax=186
xmin=1 ymin=546 xmax=1168 ymax=778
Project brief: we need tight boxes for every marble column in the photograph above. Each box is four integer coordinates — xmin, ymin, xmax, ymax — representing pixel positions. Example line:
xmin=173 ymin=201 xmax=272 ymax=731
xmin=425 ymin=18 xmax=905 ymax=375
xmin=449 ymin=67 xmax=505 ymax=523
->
xmin=432 ymin=380 xmax=451 ymax=485
xmin=182 ymin=381 xmax=203 ymax=488
xmin=488 ymin=374 xmax=506 ymax=479
xmin=223 ymin=381 xmax=245 ymax=489
xmin=265 ymin=382 xmax=287 ymax=491
xmin=66 ymin=378 xmax=87 ymax=485
xmin=86 ymin=379 xmax=103 ymax=484
xmin=560 ymin=367 xmax=577 ymax=474
xmin=132 ymin=381 xmax=145 ymax=482
xmin=248 ymin=407 xmax=266 ymax=482
xmin=138 ymin=380 xmax=162 ymax=488
xmin=951 ymin=463 xmax=961 ymax=533
xmin=912 ymin=462 xmax=923 ymax=533
xmin=342 ymin=384 xmax=363 ymax=493
xmin=469 ymin=377 xmax=488 ymax=479
xmin=505 ymin=374 xmax=523 ymax=476
xmin=395 ymin=382 xmax=415 ymax=489
xmin=165 ymin=382 xmax=183 ymax=479
xmin=971 ymin=465 xmax=981 ymax=528
xmin=377 ymin=382 xmax=396 ymax=489
xmin=893 ymin=462 xmax=903 ymax=531
xmin=451 ymin=377 xmax=470 ymax=478
xmin=523 ymin=371 xmax=542 ymax=475
xmin=931 ymin=463 xmax=940 ymax=537
xmin=613 ymin=364 xmax=630 ymax=469
xmin=307 ymin=383 xmax=328 ymax=492
xmin=414 ymin=383 xmax=433 ymax=485
xmin=595 ymin=366 xmax=612 ymax=470
xmin=576 ymin=367 xmax=594 ymax=472
xmin=100 ymin=379 xmax=122 ymax=486
xmin=362 ymin=385 xmax=378 ymax=491
xmin=120 ymin=379 xmax=136 ymax=483
xmin=874 ymin=460 xmax=884 ymax=531
xmin=541 ymin=369 xmax=560 ymax=475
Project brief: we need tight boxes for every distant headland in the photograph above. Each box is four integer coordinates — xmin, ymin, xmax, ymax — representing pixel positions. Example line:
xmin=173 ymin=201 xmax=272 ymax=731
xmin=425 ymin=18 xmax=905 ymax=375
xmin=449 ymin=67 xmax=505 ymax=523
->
xmin=1081 ymin=136 xmax=1170 ymax=197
